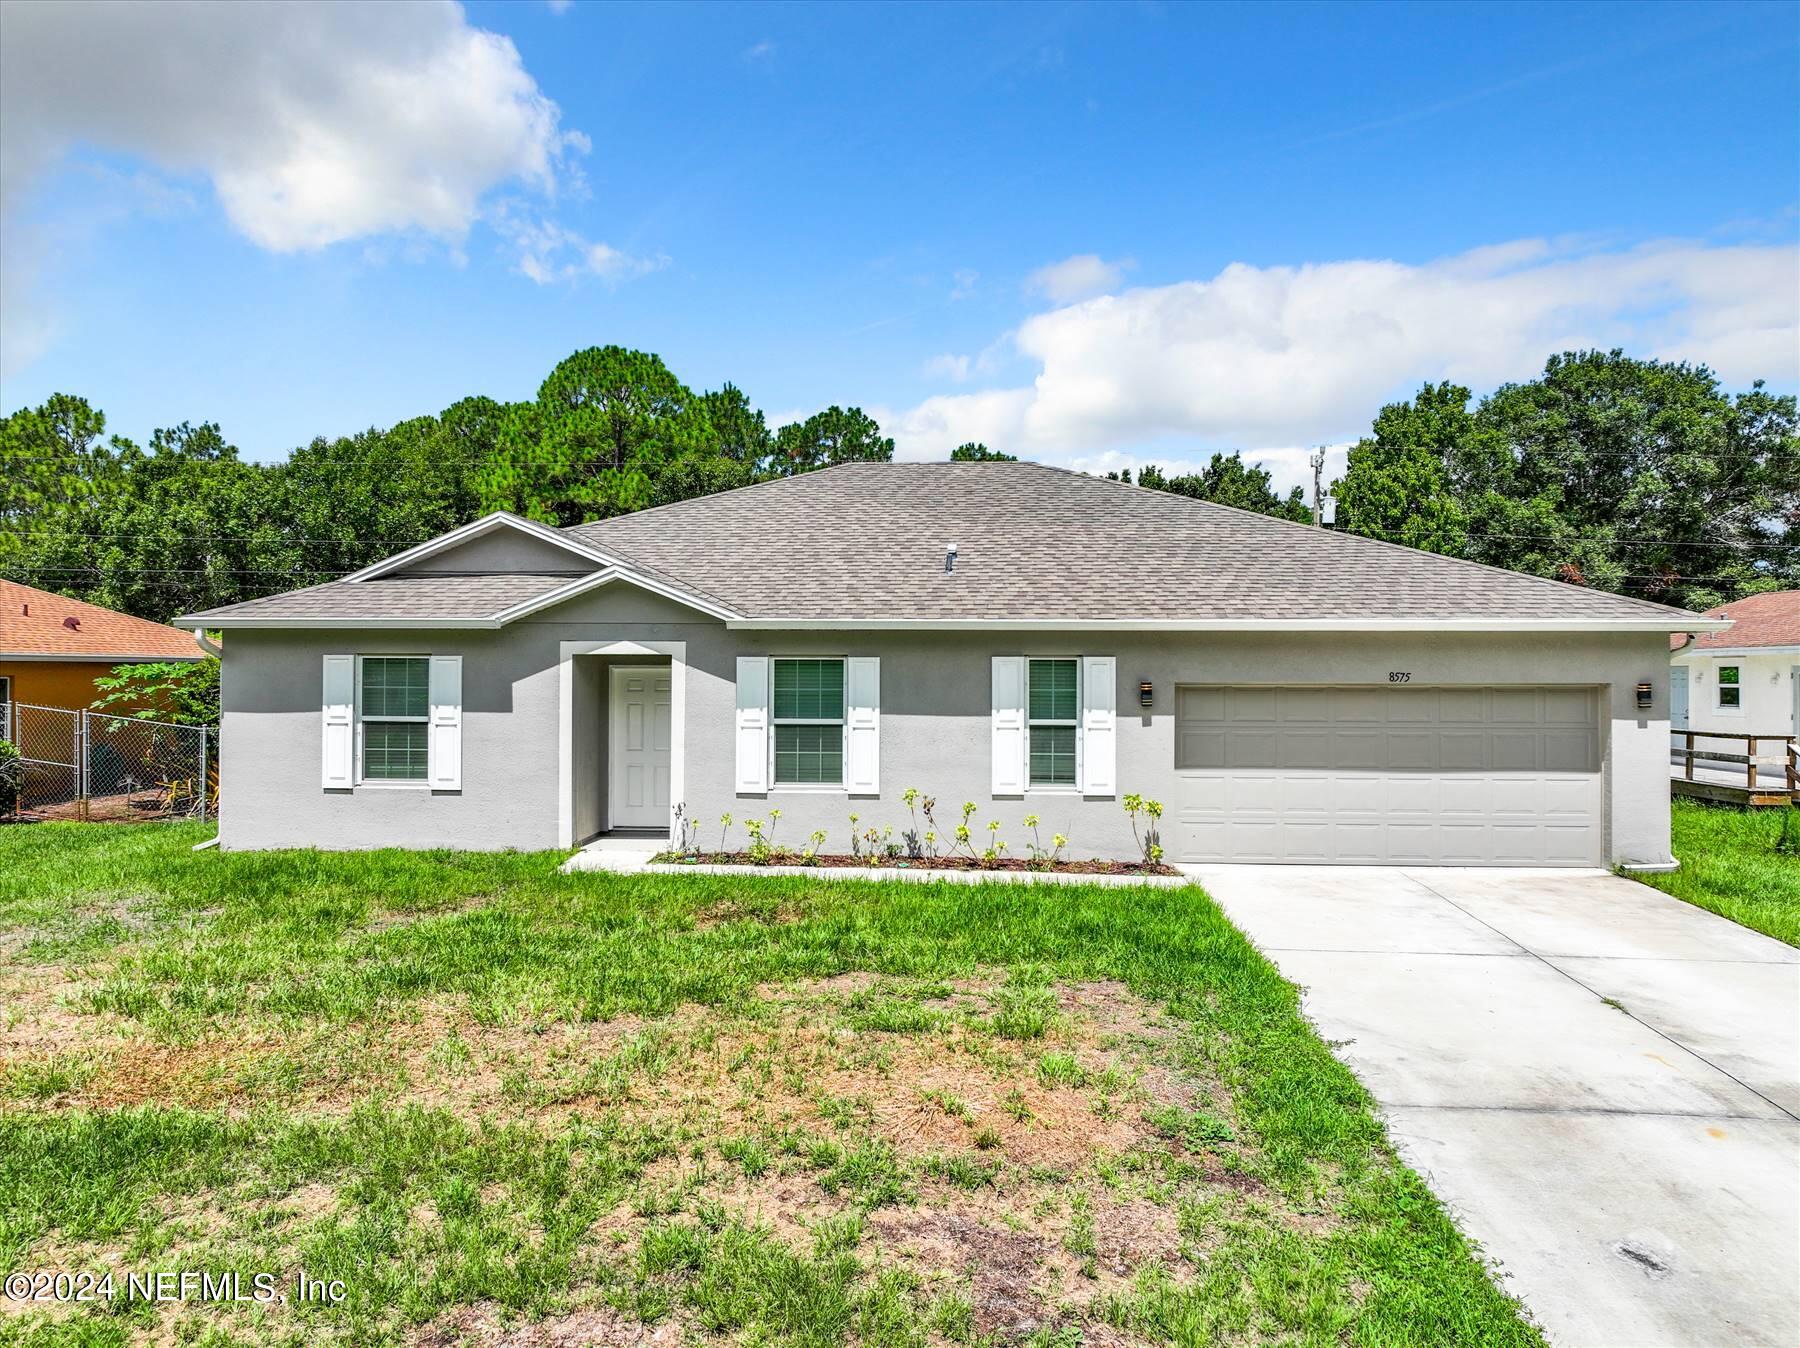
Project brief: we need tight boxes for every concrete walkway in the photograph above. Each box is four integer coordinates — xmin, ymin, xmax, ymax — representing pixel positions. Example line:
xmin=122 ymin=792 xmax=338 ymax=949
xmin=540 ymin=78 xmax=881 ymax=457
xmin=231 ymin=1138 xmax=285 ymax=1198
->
xmin=1186 ymin=865 xmax=1800 ymax=1348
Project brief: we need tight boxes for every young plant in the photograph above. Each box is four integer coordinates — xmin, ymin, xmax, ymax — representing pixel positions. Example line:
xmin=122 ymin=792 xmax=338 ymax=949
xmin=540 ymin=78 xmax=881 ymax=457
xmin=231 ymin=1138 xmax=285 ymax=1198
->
xmin=743 ymin=817 xmax=769 ymax=864
xmin=951 ymin=801 xmax=980 ymax=860
xmin=847 ymin=812 xmax=862 ymax=858
xmin=802 ymin=830 xmax=826 ymax=866
xmin=920 ymin=795 xmax=945 ymax=859
xmin=901 ymin=788 xmax=926 ymax=860
xmin=981 ymin=819 xmax=1006 ymax=867
xmin=672 ymin=803 xmax=698 ymax=854
xmin=1123 ymin=793 xmax=1165 ymax=867
xmin=718 ymin=812 xmax=733 ymax=854
xmin=1021 ymin=814 xmax=1067 ymax=869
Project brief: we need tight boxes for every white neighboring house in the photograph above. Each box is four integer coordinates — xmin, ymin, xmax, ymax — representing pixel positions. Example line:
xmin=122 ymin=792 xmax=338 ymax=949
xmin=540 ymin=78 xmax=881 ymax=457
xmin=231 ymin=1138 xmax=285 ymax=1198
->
xmin=1669 ymin=592 xmax=1800 ymax=744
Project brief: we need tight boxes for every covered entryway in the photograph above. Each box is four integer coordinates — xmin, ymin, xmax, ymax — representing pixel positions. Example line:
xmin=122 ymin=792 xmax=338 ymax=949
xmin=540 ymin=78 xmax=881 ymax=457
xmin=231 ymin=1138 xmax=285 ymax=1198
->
xmin=560 ymin=639 xmax=686 ymax=849
xmin=1173 ymin=685 xmax=1605 ymax=865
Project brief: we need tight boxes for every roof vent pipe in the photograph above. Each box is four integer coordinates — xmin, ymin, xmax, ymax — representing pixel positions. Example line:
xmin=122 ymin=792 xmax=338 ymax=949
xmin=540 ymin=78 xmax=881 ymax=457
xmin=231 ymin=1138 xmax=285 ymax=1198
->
xmin=945 ymin=543 xmax=958 ymax=575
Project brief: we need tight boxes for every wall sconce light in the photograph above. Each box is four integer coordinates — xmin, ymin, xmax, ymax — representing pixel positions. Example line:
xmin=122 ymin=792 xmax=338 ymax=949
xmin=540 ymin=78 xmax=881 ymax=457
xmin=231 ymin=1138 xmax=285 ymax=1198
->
xmin=1139 ymin=680 xmax=1154 ymax=709
xmin=1635 ymin=681 xmax=1653 ymax=710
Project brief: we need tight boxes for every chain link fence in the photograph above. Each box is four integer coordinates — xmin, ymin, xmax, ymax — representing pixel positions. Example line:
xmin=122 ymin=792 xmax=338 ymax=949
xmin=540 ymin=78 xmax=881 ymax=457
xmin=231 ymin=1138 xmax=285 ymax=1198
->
xmin=2 ymin=702 xmax=212 ymax=823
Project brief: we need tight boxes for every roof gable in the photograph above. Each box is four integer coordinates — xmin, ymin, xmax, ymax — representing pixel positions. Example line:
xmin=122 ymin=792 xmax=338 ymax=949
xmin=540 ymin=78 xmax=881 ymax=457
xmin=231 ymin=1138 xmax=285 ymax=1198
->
xmin=345 ymin=512 xmax=619 ymax=583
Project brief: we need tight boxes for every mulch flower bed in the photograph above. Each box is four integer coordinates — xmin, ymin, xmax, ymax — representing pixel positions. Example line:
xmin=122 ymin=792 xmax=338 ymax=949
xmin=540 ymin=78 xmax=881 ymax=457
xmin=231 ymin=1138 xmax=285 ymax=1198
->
xmin=651 ymin=851 xmax=1179 ymax=876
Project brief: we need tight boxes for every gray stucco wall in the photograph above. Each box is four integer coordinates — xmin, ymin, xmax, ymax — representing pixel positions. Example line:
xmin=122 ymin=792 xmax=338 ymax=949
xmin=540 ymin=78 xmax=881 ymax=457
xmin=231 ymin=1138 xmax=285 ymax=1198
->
xmin=395 ymin=528 xmax=598 ymax=576
xmin=218 ymin=584 xmax=1675 ymax=865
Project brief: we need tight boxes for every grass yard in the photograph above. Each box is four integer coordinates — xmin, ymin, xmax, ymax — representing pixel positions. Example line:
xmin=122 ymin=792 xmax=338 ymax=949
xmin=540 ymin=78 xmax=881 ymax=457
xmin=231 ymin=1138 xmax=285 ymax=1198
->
xmin=0 ymin=824 xmax=1539 ymax=1348
xmin=1634 ymin=800 xmax=1800 ymax=946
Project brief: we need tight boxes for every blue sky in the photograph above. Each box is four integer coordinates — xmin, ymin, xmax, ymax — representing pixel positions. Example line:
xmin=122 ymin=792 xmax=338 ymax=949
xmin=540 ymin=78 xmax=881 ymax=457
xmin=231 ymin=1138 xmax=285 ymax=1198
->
xmin=1 ymin=0 xmax=1795 ymax=494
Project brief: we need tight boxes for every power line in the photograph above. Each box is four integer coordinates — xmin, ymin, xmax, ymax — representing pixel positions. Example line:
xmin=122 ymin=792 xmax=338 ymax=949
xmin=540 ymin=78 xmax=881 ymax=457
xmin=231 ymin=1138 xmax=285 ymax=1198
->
xmin=5 ymin=441 xmax=1793 ymax=468
xmin=7 ymin=528 xmax=1798 ymax=550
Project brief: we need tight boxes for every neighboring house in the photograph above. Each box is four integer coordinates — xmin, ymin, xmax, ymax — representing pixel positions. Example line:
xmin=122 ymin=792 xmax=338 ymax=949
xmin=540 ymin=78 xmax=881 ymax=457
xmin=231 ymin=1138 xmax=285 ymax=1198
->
xmin=1 ymin=580 xmax=205 ymax=725
xmin=178 ymin=462 xmax=1726 ymax=867
xmin=1669 ymin=591 xmax=1800 ymax=739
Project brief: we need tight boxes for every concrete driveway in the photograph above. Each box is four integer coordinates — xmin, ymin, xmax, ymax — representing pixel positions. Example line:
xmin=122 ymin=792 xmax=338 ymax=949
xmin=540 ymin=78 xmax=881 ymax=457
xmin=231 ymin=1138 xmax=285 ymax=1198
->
xmin=1187 ymin=865 xmax=1800 ymax=1348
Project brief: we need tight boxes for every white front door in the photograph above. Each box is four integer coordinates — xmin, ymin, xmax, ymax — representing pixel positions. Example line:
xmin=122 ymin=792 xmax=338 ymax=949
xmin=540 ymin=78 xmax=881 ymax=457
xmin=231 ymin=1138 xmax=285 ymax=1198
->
xmin=1670 ymin=667 xmax=1689 ymax=731
xmin=609 ymin=667 xmax=672 ymax=829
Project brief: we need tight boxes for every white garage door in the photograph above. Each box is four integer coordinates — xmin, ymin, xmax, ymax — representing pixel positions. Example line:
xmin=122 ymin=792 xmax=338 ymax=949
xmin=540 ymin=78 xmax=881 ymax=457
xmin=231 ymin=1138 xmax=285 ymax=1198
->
xmin=1173 ymin=685 xmax=1604 ymax=866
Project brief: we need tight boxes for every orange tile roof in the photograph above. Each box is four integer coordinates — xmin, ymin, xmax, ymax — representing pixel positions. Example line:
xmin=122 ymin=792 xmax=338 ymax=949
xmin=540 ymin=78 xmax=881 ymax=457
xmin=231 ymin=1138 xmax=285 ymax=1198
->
xmin=1671 ymin=590 xmax=1800 ymax=652
xmin=0 ymin=581 xmax=205 ymax=660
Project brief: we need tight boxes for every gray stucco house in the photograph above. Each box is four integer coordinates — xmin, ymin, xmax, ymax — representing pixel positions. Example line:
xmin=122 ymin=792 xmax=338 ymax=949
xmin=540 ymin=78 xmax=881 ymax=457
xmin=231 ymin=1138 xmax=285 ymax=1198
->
xmin=179 ymin=461 xmax=1725 ymax=866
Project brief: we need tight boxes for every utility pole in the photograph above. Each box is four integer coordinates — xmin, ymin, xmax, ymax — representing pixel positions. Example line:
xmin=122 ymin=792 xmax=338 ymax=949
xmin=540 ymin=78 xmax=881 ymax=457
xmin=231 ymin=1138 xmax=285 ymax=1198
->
xmin=1309 ymin=446 xmax=1327 ymax=527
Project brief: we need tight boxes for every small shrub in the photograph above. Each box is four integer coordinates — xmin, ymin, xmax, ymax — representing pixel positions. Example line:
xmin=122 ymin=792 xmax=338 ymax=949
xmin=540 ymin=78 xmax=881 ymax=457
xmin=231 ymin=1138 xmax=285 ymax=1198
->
xmin=0 ymin=739 xmax=19 ymax=815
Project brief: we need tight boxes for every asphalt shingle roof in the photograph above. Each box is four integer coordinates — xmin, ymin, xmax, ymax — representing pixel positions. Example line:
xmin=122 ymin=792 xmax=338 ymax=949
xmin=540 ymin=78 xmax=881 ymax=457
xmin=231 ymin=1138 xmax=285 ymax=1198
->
xmin=182 ymin=573 xmax=579 ymax=623
xmin=1672 ymin=591 xmax=1800 ymax=651
xmin=180 ymin=463 xmax=1718 ymax=627
xmin=3 ymin=580 xmax=205 ymax=658
xmin=565 ymin=461 xmax=1706 ymax=623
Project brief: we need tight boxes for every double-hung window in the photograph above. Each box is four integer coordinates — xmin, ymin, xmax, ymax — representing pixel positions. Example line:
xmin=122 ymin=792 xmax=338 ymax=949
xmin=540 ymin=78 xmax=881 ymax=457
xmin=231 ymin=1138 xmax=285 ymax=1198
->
xmin=359 ymin=656 xmax=430 ymax=781
xmin=1027 ymin=658 xmax=1078 ymax=787
xmin=773 ymin=658 xmax=844 ymax=785
xmin=1717 ymin=664 xmax=1741 ymax=710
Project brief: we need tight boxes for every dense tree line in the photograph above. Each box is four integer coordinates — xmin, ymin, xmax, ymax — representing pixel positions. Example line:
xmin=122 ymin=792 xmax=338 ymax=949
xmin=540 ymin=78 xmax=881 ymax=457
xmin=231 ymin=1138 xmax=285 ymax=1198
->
xmin=1 ymin=346 xmax=899 ymax=622
xmin=3 ymin=345 xmax=1793 ymax=625
xmin=1331 ymin=351 xmax=1798 ymax=612
xmin=1107 ymin=456 xmax=1312 ymax=523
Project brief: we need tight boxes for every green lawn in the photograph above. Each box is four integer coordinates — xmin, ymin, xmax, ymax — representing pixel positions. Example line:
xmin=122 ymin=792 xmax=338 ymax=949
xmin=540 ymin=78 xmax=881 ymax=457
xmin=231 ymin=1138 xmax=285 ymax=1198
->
xmin=0 ymin=824 xmax=1540 ymax=1348
xmin=1635 ymin=800 xmax=1800 ymax=946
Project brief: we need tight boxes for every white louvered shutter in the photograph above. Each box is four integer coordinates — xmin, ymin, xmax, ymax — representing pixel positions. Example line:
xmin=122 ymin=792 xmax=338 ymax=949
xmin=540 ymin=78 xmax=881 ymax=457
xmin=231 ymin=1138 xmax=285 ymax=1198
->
xmin=322 ymin=654 xmax=354 ymax=788
xmin=428 ymin=655 xmax=462 ymax=790
xmin=991 ymin=656 xmax=1026 ymax=795
xmin=1080 ymin=655 xmax=1116 ymax=795
xmin=735 ymin=656 xmax=769 ymax=792
xmin=845 ymin=657 xmax=880 ymax=794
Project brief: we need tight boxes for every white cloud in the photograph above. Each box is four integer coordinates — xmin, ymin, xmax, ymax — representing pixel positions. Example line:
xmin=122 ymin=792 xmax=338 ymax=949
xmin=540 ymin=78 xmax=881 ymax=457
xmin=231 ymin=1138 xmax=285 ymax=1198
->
xmin=491 ymin=205 xmax=667 ymax=286
xmin=744 ymin=40 xmax=776 ymax=61
xmin=888 ymin=237 xmax=1800 ymax=463
xmin=950 ymin=268 xmax=979 ymax=300
xmin=923 ymin=354 xmax=973 ymax=382
xmin=1024 ymin=252 xmax=1134 ymax=303
xmin=0 ymin=0 xmax=582 ymax=251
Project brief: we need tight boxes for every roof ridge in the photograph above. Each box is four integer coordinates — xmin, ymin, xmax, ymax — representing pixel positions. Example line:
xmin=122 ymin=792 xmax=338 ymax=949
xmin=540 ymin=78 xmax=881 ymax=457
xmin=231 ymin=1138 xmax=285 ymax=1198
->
xmin=1011 ymin=462 xmax=1707 ymax=622
xmin=564 ymin=461 xmax=871 ymax=538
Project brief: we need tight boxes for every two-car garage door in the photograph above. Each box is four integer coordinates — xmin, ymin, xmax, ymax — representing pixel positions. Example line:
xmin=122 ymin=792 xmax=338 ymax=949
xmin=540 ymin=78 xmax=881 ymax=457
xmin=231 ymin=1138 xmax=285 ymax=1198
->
xmin=1173 ymin=685 xmax=1604 ymax=866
